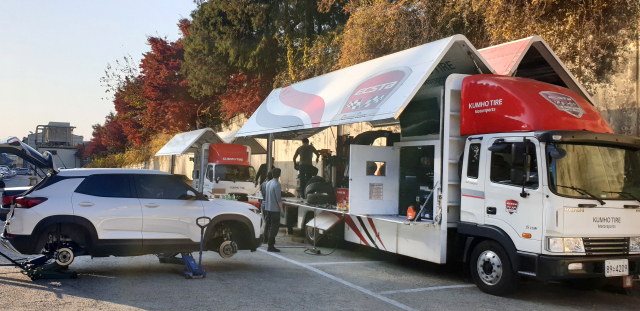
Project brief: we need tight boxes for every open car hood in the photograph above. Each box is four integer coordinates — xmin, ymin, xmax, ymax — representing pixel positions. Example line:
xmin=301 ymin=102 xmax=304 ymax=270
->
xmin=0 ymin=137 xmax=56 ymax=172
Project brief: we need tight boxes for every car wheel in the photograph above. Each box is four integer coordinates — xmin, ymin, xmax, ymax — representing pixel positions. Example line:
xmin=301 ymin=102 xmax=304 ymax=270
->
xmin=470 ymin=240 xmax=518 ymax=296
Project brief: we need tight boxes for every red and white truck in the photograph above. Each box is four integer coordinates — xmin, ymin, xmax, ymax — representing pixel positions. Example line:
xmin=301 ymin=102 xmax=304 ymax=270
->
xmin=155 ymin=129 xmax=261 ymax=201
xmin=235 ymin=35 xmax=640 ymax=295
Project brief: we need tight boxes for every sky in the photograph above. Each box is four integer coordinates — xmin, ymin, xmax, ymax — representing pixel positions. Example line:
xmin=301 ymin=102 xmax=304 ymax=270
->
xmin=0 ymin=0 xmax=197 ymax=140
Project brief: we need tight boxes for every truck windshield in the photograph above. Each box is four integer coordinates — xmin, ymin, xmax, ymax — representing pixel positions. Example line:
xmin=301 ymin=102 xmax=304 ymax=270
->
xmin=214 ymin=165 xmax=256 ymax=182
xmin=547 ymin=143 xmax=640 ymax=200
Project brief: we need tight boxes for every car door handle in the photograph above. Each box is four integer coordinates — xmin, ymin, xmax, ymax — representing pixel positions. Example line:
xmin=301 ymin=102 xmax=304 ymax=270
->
xmin=145 ymin=203 xmax=159 ymax=208
xmin=486 ymin=207 xmax=497 ymax=215
xmin=78 ymin=202 xmax=94 ymax=207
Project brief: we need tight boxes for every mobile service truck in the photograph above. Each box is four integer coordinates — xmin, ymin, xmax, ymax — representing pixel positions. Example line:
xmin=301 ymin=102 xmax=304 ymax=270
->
xmin=155 ymin=129 xmax=265 ymax=201
xmin=234 ymin=35 xmax=640 ymax=296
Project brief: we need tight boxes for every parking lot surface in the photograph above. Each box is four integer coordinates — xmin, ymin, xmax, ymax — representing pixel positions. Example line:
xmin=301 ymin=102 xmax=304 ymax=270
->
xmin=0 ymin=229 xmax=639 ymax=310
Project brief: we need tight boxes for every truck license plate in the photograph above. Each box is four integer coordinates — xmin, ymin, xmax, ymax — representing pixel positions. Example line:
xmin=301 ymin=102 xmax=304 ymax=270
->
xmin=604 ymin=259 xmax=628 ymax=277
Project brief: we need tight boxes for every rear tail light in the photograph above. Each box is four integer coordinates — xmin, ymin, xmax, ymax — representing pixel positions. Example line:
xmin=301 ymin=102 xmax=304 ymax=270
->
xmin=14 ymin=197 xmax=48 ymax=208
xmin=2 ymin=195 xmax=14 ymax=207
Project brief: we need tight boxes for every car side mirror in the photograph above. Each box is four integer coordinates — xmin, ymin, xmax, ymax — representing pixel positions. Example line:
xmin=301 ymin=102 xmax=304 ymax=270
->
xmin=181 ymin=190 xmax=197 ymax=200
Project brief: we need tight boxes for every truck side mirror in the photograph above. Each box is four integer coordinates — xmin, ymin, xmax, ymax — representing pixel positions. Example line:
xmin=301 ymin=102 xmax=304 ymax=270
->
xmin=510 ymin=168 xmax=528 ymax=184
xmin=215 ymin=177 xmax=220 ymax=184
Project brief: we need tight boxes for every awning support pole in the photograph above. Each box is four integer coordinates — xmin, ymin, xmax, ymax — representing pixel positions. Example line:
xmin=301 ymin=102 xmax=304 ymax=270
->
xmin=266 ymin=134 xmax=274 ymax=170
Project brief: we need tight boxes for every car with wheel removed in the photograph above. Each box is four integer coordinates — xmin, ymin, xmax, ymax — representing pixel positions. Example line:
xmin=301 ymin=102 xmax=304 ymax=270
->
xmin=0 ymin=137 xmax=263 ymax=266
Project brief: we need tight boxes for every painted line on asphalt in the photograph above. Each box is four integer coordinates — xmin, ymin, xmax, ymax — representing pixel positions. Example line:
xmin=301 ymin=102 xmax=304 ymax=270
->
xmin=258 ymin=249 xmax=415 ymax=311
xmin=379 ymin=284 xmax=476 ymax=295
xmin=307 ymin=261 xmax=383 ymax=266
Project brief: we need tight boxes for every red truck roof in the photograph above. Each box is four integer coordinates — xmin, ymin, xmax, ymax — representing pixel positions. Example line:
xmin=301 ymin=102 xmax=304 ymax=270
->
xmin=208 ymin=143 xmax=251 ymax=166
xmin=460 ymin=75 xmax=612 ymax=136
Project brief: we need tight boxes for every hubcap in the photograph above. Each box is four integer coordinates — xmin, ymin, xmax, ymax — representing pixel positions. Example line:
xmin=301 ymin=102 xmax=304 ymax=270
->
xmin=476 ymin=250 xmax=502 ymax=286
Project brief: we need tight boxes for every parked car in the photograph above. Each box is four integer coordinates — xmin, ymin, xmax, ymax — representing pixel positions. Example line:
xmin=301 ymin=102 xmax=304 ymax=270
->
xmin=16 ymin=168 xmax=30 ymax=175
xmin=0 ymin=137 xmax=263 ymax=265
xmin=0 ymin=166 xmax=14 ymax=178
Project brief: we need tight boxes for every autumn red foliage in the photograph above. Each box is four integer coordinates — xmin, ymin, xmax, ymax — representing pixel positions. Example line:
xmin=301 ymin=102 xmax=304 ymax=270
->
xmin=218 ymin=72 xmax=271 ymax=120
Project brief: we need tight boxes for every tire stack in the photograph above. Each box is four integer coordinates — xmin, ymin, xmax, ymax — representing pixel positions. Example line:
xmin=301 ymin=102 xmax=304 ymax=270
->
xmin=304 ymin=177 xmax=336 ymax=205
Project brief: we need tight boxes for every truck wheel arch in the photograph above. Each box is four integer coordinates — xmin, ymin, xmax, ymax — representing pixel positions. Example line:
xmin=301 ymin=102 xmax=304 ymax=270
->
xmin=458 ymin=222 xmax=519 ymax=273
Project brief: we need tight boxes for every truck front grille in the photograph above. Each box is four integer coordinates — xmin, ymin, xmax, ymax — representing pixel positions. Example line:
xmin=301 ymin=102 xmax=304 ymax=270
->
xmin=583 ymin=237 xmax=629 ymax=256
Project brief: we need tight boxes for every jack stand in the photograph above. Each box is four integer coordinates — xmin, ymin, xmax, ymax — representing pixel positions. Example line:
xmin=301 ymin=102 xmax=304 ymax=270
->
xmin=306 ymin=207 xmax=321 ymax=254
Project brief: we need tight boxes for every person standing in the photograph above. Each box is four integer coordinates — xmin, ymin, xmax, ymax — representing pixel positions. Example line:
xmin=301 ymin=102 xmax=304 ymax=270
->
xmin=259 ymin=171 xmax=273 ymax=215
xmin=293 ymin=138 xmax=320 ymax=190
xmin=264 ymin=168 xmax=283 ymax=252
xmin=255 ymin=157 xmax=275 ymax=186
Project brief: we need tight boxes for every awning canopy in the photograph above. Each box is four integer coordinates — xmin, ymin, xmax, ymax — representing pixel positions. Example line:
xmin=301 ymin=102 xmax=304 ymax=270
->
xmin=478 ymin=36 xmax=595 ymax=106
xmin=216 ymin=130 xmax=267 ymax=154
xmin=236 ymin=35 xmax=493 ymax=139
xmin=155 ymin=128 xmax=223 ymax=156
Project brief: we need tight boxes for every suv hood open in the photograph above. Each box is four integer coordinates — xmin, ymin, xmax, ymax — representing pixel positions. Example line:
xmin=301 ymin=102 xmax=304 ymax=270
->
xmin=0 ymin=137 xmax=56 ymax=173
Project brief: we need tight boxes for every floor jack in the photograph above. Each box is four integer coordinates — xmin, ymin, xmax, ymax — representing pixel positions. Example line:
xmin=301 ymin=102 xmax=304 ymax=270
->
xmin=157 ymin=216 xmax=211 ymax=279
xmin=0 ymin=248 xmax=77 ymax=280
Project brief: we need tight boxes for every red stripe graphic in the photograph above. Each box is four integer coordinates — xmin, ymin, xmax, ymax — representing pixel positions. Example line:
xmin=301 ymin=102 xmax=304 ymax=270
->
xmin=462 ymin=194 xmax=484 ymax=199
xmin=367 ymin=218 xmax=387 ymax=251
xmin=279 ymin=86 xmax=325 ymax=128
xmin=344 ymin=215 xmax=370 ymax=246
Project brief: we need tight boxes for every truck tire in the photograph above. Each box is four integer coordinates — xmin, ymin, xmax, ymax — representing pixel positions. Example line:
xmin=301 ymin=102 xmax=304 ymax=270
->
xmin=305 ymin=182 xmax=334 ymax=197
xmin=306 ymin=193 xmax=337 ymax=205
xmin=470 ymin=240 xmax=518 ymax=296
xmin=306 ymin=176 xmax=326 ymax=187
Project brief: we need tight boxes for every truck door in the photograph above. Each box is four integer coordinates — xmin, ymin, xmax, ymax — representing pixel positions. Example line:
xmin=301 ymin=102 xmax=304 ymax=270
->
xmin=349 ymin=145 xmax=400 ymax=215
xmin=484 ymin=137 xmax=543 ymax=253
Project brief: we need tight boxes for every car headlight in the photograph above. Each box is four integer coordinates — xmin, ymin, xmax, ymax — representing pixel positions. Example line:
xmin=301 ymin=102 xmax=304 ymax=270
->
xmin=630 ymin=237 xmax=640 ymax=253
xmin=248 ymin=208 xmax=261 ymax=214
xmin=546 ymin=237 xmax=585 ymax=253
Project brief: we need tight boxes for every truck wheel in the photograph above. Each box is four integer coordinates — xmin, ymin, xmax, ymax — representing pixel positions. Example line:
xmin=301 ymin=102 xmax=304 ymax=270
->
xmin=470 ymin=240 xmax=518 ymax=296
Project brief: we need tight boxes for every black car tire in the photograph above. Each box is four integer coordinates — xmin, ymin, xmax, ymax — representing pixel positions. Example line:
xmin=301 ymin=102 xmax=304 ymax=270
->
xmin=305 ymin=182 xmax=334 ymax=197
xmin=306 ymin=176 xmax=326 ymax=187
xmin=306 ymin=193 xmax=337 ymax=205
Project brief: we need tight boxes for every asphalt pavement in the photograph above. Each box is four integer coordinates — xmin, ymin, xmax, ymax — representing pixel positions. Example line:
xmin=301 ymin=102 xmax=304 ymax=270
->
xmin=0 ymin=230 xmax=639 ymax=310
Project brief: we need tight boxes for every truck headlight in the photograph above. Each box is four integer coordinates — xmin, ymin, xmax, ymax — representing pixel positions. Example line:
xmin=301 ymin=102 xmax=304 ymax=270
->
xmin=630 ymin=237 xmax=640 ymax=253
xmin=546 ymin=237 xmax=585 ymax=253
xmin=547 ymin=237 xmax=564 ymax=253
xmin=563 ymin=238 xmax=585 ymax=253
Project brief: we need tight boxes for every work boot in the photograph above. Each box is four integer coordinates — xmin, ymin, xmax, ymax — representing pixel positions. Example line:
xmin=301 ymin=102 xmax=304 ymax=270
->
xmin=267 ymin=246 xmax=280 ymax=252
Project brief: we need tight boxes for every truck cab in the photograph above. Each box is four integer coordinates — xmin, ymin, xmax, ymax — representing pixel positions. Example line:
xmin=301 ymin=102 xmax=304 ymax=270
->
xmin=198 ymin=143 xmax=258 ymax=201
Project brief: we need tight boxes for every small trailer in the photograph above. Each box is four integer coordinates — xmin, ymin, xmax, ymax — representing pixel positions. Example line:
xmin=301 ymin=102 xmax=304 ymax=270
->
xmin=236 ymin=35 xmax=640 ymax=295
xmin=155 ymin=128 xmax=266 ymax=201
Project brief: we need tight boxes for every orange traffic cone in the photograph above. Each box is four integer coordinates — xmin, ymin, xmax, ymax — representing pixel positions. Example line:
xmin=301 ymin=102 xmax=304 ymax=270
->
xmin=407 ymin=205 xmax=416 ymax=221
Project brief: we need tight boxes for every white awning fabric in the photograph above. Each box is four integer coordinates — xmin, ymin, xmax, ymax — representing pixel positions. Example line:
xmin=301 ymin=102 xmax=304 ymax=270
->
xmin=217 ymin=130 xmax=267 ymax=154
xmin=155 ymin=128 xmax=223 ymax=156
xmin=236 ymin=35 xmax=493 ymax=139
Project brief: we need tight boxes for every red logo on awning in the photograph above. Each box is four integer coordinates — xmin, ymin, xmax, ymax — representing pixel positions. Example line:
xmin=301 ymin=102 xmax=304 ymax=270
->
xmin=506 ymin=200 xmax=518 ymax=214
xmin=339 ymin=67 xmax=412 ymax=114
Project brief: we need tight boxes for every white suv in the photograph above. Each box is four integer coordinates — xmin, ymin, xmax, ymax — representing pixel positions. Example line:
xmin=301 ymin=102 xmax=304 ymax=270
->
xmin=0 ymin=137 xmax=263 ymax=263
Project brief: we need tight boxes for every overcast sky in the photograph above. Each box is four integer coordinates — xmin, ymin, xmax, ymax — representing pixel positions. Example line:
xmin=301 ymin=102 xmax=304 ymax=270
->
xmin=0 ymin=1 xmax=196 ymax=140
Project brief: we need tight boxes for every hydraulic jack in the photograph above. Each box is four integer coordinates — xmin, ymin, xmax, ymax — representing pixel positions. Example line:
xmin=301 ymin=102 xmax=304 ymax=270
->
xmin=157 ymin=216 xmax=211 ymax=279
xmin=0 ymin=249 xmax=77 ymax=280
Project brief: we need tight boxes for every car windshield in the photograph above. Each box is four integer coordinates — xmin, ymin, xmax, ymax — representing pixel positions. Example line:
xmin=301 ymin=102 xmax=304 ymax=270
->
xmin=214 ymin=165 xmax=256 ymax=182
xmin=547 ymin=143 xmax=640 ymax=200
